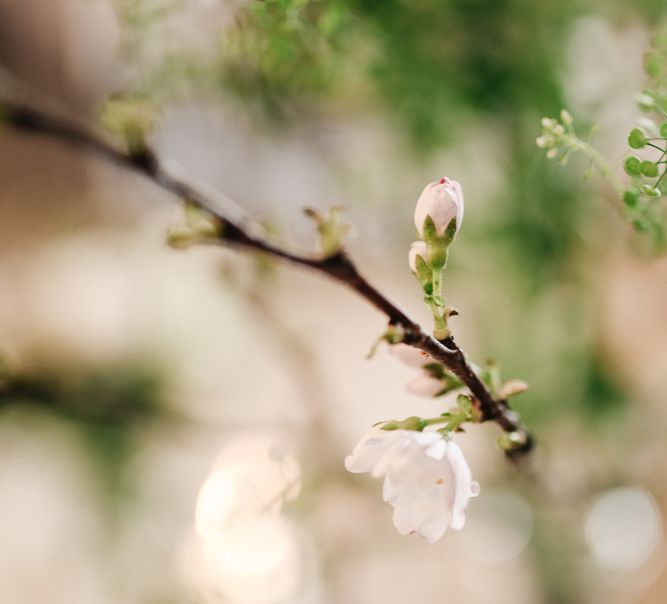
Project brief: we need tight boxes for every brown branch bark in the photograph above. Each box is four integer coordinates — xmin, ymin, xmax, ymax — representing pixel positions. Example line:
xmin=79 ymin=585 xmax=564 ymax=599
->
xmin=1 ymin=98 xmax=532 ymax=458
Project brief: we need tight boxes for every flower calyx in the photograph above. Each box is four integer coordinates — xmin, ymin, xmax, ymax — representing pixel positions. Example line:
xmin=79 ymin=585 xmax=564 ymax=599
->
xmin=167 ymin=201 xmax=223 ymax=249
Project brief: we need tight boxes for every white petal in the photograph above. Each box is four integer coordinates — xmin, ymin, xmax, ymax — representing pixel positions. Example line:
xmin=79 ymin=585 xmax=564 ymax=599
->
xmin=382 ymin=473 xmax=400 ymax=504
xmin=424 ymin=438 xmax=447 ymax=461
xmin=406 ymin=372 xmax=444 ymax=397
xmin=371 ymin=431 xmax=416 ymax=478
xmin=386 ymin=443 xmax=456 ymax=539
xmin=392 ymin=495 xmax=425 ymax=535
xmin=344 ymin=429 xmax=400 ymax=474
xmin=413 ymin=182 xmax=438 ymax=236
xmin=418 ymin=515 xmax=450 ymax=543
xmin=388 ymin=344 xmax=432 ymax=369
xmin=447 ymin=179 xmax=465 ymax=234
xmin=411 ymin=431 xmax=441 ymax=447
xmin=392 ymin=480 xmax=452 ymax=540
xmin=446 ymin=441 xmax=476 ymax=530
xmin=379 ymin=434 xmax=426 ymax=493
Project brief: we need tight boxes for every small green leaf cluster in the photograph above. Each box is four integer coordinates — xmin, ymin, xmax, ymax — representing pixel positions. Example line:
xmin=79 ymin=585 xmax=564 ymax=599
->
xmin=477 ymin=360 xmax=529 ymax=403
xmin=537 ymin=101 xmax=666 ymax=249
xmin=100 ymin=94 xmax=159 ymax=155
xmin=166 ymin=202 xmax=223 ymax=249
xmin=620 ymin=33 xmax=667 ymax=241
xmin=303 ymin=206 xmax=350 ymax=257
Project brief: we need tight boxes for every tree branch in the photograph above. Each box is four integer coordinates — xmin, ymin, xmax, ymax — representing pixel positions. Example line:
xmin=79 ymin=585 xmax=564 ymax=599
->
xmin=1 ymin=97 xmax=532 ymax=458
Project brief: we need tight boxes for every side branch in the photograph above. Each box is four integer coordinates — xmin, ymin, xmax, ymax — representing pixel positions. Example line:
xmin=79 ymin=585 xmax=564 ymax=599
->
xmin=1 ymin=98 xmax=532 ymax=457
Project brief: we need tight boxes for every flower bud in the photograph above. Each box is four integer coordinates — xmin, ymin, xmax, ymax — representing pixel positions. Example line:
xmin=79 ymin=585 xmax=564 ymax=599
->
xmin=628 ymin=128 xmax=648 ymax=149
xmin=498 ymin=379 xmax=529 ymax=399
xmin=381 ymin=416 xmax=425 ymax=431
xmin=408 ymin=241 xmax=427 ymax=273
xmin=636 ymin=92 xmax=656 ymax=112
xmin=414 ymin=177 xmax=464 ymax=238
xmin=624 ymin=156 xmax=642 ymax=176
xmin=535 ymin=135 xmax=553 ymax=148
xmin=641 ymin=160 xmax=659 ymax=177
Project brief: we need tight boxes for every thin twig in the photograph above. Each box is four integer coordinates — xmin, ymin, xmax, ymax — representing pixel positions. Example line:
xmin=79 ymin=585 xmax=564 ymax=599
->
xmin=1 ymin=97 xmax=532 ymax=458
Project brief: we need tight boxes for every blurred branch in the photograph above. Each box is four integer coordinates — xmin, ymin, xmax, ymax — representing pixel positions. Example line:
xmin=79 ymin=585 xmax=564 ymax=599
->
xmin=1 ymin=97 xmax=532 ymax=458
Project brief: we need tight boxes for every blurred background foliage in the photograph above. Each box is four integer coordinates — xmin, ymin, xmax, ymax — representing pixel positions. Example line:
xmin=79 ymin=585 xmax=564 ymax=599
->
xmin=0 ymin=360 xmax=167 ymax=504
xmin=3 ymin=1 xmax=667 ymax=603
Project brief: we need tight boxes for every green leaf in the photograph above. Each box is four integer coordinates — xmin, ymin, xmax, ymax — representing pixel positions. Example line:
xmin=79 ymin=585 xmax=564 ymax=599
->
xmin=421 ymin=215 xmax=437 ymax=241
xmin=443 ymin=217 xmax=458 ymax=244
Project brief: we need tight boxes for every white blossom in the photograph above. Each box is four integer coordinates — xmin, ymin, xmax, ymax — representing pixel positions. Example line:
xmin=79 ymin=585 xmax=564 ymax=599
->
xmin=408 ymin=240 xmax=427 ymax=273
xmin=414 ymin=177 xmax=464 ymax=237
xmin=388 ymin=343 xmax=432 ymax=369
xmin=345 ymin=429 xmax=479 ymax=543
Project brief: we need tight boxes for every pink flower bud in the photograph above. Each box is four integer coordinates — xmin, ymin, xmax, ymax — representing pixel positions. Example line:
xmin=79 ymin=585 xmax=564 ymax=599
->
xmin=414 ymin=177 xmax=464 ymax=237
xmin=408 ymin=241 xmax=427 ymax=273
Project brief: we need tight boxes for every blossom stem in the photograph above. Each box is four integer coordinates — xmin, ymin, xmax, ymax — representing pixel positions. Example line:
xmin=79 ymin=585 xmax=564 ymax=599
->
xmin=0 ymin=93 xmax=532 ymax=459
xmin=421 ymin=416 xmax=450 ymax=427
xmin=429 ymin=267 xmax=448 ymax=339
xmin=646 ymin=142 xmax=666 ymax=153
xmin=655 ymin=168 xmax=667 ymax=190
xmin=420 ymin=413 xmax=468 ymax=432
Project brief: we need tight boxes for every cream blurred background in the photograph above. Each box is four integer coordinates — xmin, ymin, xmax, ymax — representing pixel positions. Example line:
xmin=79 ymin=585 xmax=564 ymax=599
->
xmin=2 ymin=1 xmax=667 ymax=603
